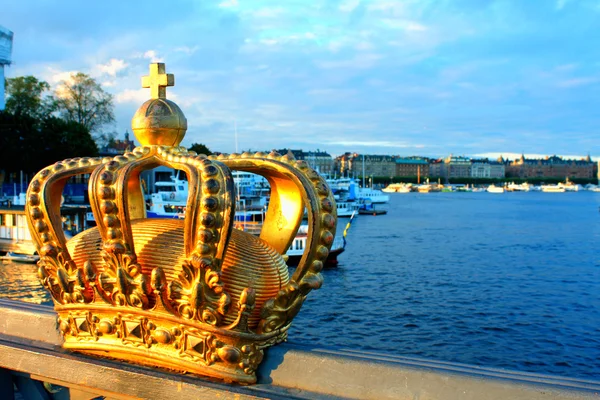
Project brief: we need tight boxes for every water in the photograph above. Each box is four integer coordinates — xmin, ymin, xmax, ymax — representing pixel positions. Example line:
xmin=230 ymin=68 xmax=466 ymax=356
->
xmin=2 ymin=192 xmax=599 ymax=379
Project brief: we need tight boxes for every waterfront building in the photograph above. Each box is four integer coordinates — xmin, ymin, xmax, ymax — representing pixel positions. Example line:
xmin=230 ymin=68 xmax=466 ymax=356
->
xmin=334 ymin=153 xmax=396 ymax=178
xmin=0 ymin=26 xmax=12 ymax=111
xmin=505 ymin=154 xmax=595 ymax=179
xmin=428 ymin=158 xmax=444 ymax=178
xmin=98 ymin=131 xmax=136 ymax=156
xmin=395 ymin=158 xmax=429 ymax=178
xmin=277 ymin=148 xmax=334 ymax=175
xmin=442 ymin=155 xmax=472 ymax=179
xmin=490 ymin=161 xmax=505 ymax=178
xmin=471 ymin=160 xmax=491 ymax=178
xmin=471 ymin=159 xmax=506 ymax=179
xmin=334 ymin=152 xmax=354 ymax=176
xmin=352 ymin=154 xmax=396 ymax=177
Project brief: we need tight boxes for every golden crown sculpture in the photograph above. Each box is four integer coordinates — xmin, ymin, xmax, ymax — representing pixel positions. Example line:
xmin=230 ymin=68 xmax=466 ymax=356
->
xmin=25 ymin=63 xmax=337 ymax=384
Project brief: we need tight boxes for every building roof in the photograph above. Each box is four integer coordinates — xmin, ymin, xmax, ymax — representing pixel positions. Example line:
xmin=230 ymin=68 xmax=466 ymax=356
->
xmin=513 ymin=155 xmax=594 ymax=166
xmin=395 ymin=158 xmax=428 ymax=165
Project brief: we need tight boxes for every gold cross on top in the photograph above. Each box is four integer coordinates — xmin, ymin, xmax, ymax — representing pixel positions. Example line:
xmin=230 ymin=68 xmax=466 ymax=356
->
xmin=141 ymin=63 xmax=174 ymax=99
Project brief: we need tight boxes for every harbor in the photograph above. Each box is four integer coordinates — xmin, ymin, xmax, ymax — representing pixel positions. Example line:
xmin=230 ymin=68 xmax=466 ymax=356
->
xmin=2 ymin=190 xmax=599 ymax=380
xmin=2 ymin=1 xmax=600 ymax=395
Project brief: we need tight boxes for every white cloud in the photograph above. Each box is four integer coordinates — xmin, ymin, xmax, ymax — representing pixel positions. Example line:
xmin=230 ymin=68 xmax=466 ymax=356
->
xmin=252 ymin=7 xmax=285 ymax=18
xmin=317 ymin=53 xmax=383 ymax=69
xmin=143 ymin=50 xmax=164 ymax=62
xmin=383 ymin=19 xmax=428 ymax=32
xmin=115 ymin=88 xmax=148 ymax=104
xmin=367 ymin=1 xmax=406 ymax=15
xmin=94 ymin=58 xmax=128 ymax=77
xmin=339 ymin=0 xmax=361 ymax=13
xmin=326 ymin=140 xmax=426 ymax=149
xmin=557 ymin=77 xmax=598 ymax=88
xmin=174 ymin=46 xmax=199 ymax=55
xmin=218 ymin=0 xmax=238 ymax=8
xmin=44 ymin=69 xmax=78 ymax=85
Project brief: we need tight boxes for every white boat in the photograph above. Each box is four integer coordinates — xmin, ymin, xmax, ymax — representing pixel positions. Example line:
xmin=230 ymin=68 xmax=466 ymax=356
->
xmin=147 ymin=170 xmax=269 ymax=222
xmin=286 ymin=211 xmax=356 ymax=267
xmin=486 ymin=185 xmax=505 ymax=193
xmin=147 ymin=193 xmax=186 ymax=219
xmin=383 ymin=183 xmax=412 ymax=193
xmin=417 ymin=184 xmax=441 ymax=193
xmin=506 ymin=182 xmax=531 ymax=192
xmin=0 ymin=205 xmax=37 ymax=256
xmin=586 ymin=185 xmax=600 ymax=192
xmin=153 ymin=170 xmax=189 ymax=202
xmin=336 ymin=200 xmax=361 ymax=217
xmin=357 ymin=187 xmax=390 ymax=203
xmin=1 ymin=251 xmax=39 ymax=264
xmin=541 ymin=185 xmax=566 ymax=193
xmin=559 ymin=179 xmax=582 ymax=192
xmin=327 ymin=177 xmax=389 ymax=203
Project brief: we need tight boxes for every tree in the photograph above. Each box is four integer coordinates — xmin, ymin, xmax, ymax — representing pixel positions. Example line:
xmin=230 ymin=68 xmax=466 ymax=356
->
xmin=5 ymin=76 xmax=50 ymax=118
xmin=38 ymin=117 xmax=99 ymax=168
xmin=188 ymin=143 xmax=213 ymax=155
xmin=52 ymin=72 xmax=114 ymax=133
xmin=0 ymin=110 xmax=98 ymax=175
xmin=95 ymin=130 xmax=117 ymax=149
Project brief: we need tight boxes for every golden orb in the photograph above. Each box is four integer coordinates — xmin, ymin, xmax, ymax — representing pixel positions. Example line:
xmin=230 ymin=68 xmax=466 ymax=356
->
xmin=131 ymin=98 xmax=187 ymax=147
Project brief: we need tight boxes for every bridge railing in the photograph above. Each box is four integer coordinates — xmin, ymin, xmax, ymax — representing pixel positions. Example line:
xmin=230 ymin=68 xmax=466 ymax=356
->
xmin=0 ymin=299 xmax=598 ymax=399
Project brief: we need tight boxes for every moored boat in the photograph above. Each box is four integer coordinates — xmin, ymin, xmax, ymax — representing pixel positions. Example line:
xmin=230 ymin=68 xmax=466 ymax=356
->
xmin=358 ymin=199 xmax=387 ymax=215
xmin=286 ymin=211 xmax=356 ymax=267
xmin=506 ymin=182 xmax=531 ymax=192
xmin=383 ymin=183 xmax=413 ymax=193
xmin=541 ymin=185 xmax=566 ymax=193
xmin=417 ymin=184 xmax=441 ymax=193
xmin=487 ymin=184 xmax=505 ymax=193
xmin=559 ymin=179 xmax=582 ymax=192
xmin=1 ymin=251 xmax=39 ymax=264
xmin=336 ymin=200 xmax=361 ymax=217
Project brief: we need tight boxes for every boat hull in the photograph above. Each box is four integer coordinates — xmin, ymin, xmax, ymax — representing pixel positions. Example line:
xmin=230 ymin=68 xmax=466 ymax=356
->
xmin=287 ymin=247 xmax=345 ymax=267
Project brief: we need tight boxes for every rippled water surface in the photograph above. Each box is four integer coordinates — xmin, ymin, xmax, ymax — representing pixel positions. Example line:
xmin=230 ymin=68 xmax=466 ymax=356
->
xmin=291 ymin=192 xmax=600 ymax=380
xmin=1 ymin=192 xmax=599 ymax=379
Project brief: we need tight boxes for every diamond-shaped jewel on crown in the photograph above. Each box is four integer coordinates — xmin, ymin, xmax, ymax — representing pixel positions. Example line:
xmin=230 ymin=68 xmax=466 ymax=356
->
xmin=25 ymin=63 xmax=337 ymax=383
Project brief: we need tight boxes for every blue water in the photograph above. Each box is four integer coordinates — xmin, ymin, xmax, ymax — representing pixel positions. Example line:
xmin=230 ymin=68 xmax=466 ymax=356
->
xmin=1 ymin=192 xmax=599 ymax=379
xmin=291 ymin=191 xmax=600 ymax=380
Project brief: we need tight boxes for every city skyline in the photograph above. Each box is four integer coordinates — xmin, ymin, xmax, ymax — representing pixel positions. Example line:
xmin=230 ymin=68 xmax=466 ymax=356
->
xmin=2 ymin=1 xmax=600 ymax=159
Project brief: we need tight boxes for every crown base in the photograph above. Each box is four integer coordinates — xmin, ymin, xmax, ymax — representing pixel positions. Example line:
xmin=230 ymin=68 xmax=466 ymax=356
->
xmin=56 ymin=306 xmax=289 ymax=384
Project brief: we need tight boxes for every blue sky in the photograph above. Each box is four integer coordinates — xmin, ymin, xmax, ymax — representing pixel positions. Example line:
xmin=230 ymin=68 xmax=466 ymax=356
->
xmin=2 ymin=0 xmax=600 ymax=159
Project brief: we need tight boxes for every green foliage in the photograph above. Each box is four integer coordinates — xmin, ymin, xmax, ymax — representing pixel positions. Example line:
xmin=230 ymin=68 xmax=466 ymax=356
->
xmin=0 ymin=110 xmax=98 ymax=175
xmin=188 ymin=143 xmax=213 ymax=155
xmin=5 ymin=76 xmax=51 ymax=118
xmin=51 ymin=72 xmax=114 ymax=133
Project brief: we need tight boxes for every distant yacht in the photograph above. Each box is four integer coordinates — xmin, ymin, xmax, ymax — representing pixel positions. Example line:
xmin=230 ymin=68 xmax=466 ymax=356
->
xmin=383 ymin=183 xmax=412 ymax=193
xmin=541 ymin=184 xmax=566 ymax=193
xmin=326 ymin=177 xmax=389 ymax=203
xmin=506 ymin=182 xmax=531 ymax=192
xmin=486 ymin=184 xmax=505 ymax=193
